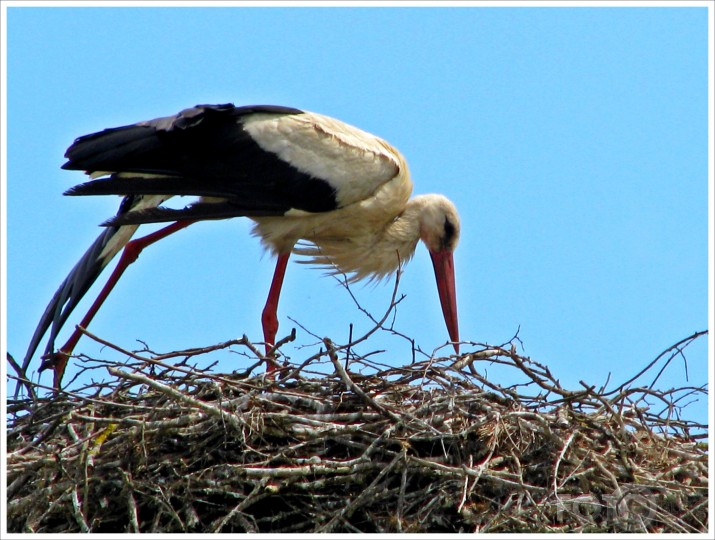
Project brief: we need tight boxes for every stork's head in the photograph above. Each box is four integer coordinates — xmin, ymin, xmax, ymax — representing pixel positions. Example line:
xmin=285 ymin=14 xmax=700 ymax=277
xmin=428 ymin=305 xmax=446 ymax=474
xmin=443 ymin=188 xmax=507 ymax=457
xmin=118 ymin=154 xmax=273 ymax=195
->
xmin=414 ymin=194 xmax=461 ymax=354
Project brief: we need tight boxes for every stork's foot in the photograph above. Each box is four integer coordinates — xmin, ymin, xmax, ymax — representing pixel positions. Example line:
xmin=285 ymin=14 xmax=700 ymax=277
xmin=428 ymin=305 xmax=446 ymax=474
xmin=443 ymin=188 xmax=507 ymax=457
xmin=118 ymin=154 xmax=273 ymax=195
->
xmin=262 ymin=328 xmax=298 ymax=378
xmin=38 ymin=351 xmax=64 ymax=372
xmin=39 ymin=351 xmax=71 ymax=391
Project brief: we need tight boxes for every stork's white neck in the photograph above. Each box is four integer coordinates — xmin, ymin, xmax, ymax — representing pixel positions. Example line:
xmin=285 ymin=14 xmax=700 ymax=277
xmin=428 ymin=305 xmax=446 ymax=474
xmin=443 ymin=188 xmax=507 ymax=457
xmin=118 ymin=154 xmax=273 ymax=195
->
xmin=287 ymin=200 xmax=423 ymax=282
xmin=257 ymin=194 xmax=459 ymax=283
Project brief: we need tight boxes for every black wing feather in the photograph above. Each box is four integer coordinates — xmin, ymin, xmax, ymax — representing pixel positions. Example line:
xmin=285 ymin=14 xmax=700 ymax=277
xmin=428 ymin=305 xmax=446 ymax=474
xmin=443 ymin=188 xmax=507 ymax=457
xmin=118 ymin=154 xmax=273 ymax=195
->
xmin=62 ymin=104 xmax=338 ymax=214
xmin=104 ymin=200 xmax=289 ymax=226
xmin=22 ymin=195 xmax=142 ymax=374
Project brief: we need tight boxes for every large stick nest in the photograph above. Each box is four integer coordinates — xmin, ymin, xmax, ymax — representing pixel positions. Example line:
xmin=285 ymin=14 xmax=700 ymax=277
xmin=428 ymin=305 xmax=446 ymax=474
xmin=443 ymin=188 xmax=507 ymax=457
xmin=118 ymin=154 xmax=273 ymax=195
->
xmin=7 ymin=325 xmax=709 ymax=534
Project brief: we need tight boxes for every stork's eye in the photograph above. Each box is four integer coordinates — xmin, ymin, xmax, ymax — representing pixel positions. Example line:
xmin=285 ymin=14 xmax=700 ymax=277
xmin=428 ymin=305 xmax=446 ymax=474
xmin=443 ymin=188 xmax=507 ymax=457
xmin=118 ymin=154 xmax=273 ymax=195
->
xmin=443 ymin=217 xmax=456 ymax=249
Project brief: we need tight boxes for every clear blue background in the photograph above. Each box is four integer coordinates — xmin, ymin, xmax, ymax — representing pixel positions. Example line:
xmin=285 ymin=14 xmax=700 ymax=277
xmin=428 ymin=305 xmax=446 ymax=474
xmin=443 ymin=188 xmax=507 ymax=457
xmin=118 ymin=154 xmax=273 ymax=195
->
xmin=4 ymin=5 xmax=710 ymax=424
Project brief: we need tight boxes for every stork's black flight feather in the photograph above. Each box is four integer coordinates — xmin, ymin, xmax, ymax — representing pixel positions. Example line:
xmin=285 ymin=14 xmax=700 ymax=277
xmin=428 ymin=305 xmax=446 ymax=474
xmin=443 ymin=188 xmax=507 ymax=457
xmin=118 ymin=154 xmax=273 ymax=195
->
xmin=64 ymin=104 xmax=339 ymax=215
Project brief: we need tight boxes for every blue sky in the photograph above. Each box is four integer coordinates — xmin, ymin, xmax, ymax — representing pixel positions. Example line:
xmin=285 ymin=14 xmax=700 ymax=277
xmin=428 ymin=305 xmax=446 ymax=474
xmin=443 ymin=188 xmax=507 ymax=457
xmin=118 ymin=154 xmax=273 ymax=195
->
xmin=2 ymin=3 xmax=712 ymax=425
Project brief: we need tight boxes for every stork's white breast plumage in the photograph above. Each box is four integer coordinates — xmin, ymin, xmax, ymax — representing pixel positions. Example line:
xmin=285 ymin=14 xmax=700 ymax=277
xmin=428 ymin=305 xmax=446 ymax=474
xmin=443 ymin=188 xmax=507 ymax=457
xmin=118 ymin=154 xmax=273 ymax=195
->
xmin=24 ymin=103 xmax=462 ymax=387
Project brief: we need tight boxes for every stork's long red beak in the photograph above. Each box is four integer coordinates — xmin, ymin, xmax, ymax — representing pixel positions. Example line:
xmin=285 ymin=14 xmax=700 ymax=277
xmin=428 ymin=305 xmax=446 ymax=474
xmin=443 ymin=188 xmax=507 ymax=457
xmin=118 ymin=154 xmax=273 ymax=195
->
xmin=429 ymin=249 xmax=460 ymax=354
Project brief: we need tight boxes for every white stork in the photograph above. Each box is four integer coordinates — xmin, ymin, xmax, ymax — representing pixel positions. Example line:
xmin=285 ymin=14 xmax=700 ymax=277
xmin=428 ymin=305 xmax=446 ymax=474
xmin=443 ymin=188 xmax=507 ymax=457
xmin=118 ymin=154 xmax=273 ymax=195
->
xmin=23 ymin=104 xmax=461 ymax=387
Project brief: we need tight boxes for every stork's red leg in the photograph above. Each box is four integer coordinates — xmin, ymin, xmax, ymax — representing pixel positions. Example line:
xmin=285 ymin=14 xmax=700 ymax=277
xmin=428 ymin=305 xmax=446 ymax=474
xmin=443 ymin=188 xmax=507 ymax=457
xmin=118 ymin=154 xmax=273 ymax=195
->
xmin=48 ymin=220 xmax=194 ymax=388
xmin=261 ymin=252 xmax=291 ymax=367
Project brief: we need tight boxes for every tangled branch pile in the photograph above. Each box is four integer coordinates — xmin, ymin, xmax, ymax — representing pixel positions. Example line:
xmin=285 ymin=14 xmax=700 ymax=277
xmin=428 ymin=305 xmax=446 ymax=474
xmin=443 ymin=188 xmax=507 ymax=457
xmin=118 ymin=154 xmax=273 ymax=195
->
xmin=6 ymin=329 xmax=708 ymax=533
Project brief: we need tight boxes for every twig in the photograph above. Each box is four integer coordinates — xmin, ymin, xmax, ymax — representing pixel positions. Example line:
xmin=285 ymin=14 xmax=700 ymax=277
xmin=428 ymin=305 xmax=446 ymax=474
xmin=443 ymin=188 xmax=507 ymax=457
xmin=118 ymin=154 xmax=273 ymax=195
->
xmin=323 ymin=337 xmax=403 ymax=423
xmin=604 ymin=330 xmax=707 ymax=396
xmin=7 ymin=352 xmax=37 ymax=400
